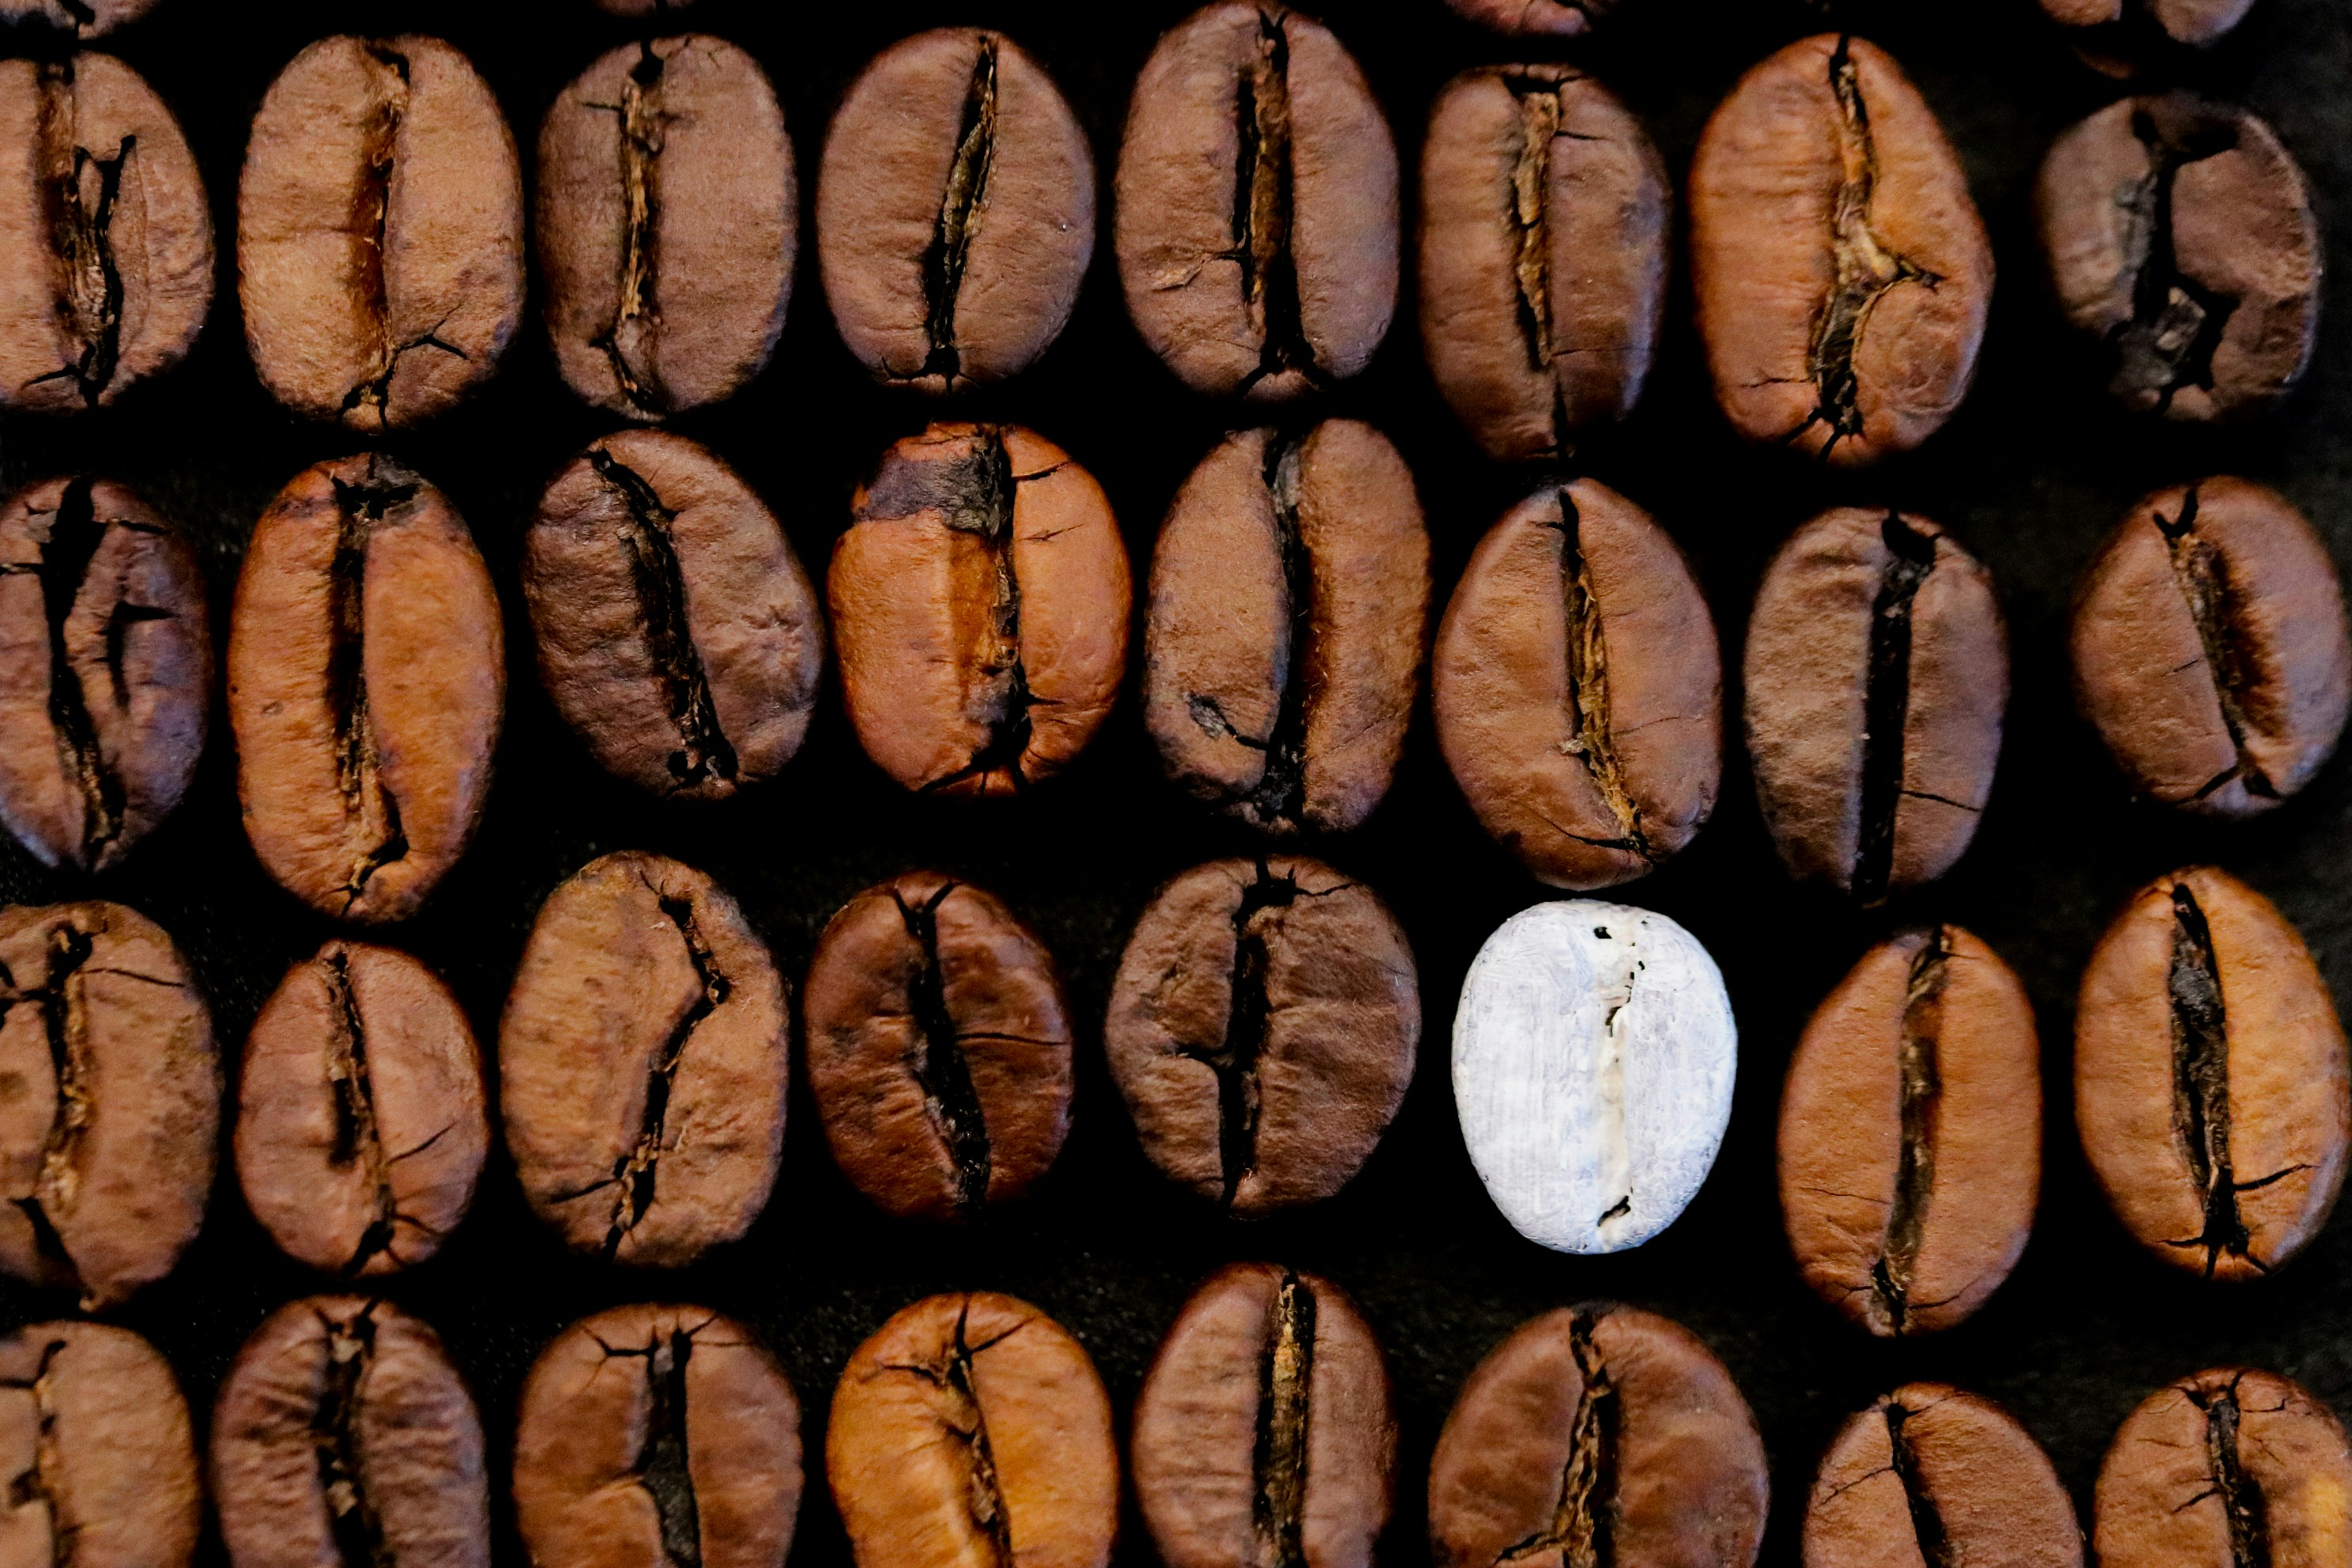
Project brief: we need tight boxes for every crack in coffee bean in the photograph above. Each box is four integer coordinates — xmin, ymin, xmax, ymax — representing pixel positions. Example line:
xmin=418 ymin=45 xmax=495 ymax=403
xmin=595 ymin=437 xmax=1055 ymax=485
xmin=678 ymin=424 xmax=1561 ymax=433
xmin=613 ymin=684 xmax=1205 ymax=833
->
xmin=1251 ymin=1270 xmax=1316 ymax=1568
xmin=319 ymin=950 xmax=400 ymax=1279
xmin=1 ymin=920 xmax=96 ymax=1289
xmin=595 ymin=891 xmax=732 ymax=1259
xmin=312 ymin=1303 xmax=386 ymax=1568
xmin=1882 ymin=1399 xmax=1956 ymax=1568
xmin=916 ymin=430 xmax=1040 ymax=796
xmin=883 ymin=1302 xmax=1020 ymax=1568
xmin=1503 ymin=75 xmax=1570 ymax=442
xmin=918 ymin=37 xmax=999 ymax=386
xmin=2165 ymin=884 xmax=2272 ymax=1278
xmin=1177 ymin=858 xmax=1303 ymax=1207
xmin=1592 ymin=941 xmax=1638 ymax=1233
xmin=2112 ymin=110 xmax=2241 ymax=414
xmin=590 ymin=45 xmax=673 ymax=416
xmin=27 ymin=62 xmax=132 ymax=409
xmin=604 ymin=1326 xmax=705 ymax=1568
xmin=1551 ymin=490 xmax=1649 ymax=861
xmin=2186 ymin=1375 xmax=2272 ymax=1568
xmin=2152 ymin=488 xmax=2275 ymax=804
xmin=1231 ymin=11 xmax=1312 ymax=396
xmin=890 ymin=880 xmax=994 ymax=1214
xmin=335 ymin=46 xmax=467 ymax=427
xmin=323 ymin=478 xmax=415 ymax=912
xmin=1867 ymin=929 xmax=1948 ymax=1334
xmin=1497 ymin=1310 xmax=1617 ymax=1567
xmin=0 ymin=1339 xmax=65 ymax=1550
xmin=1853 ymin=512 xmax=1940 ymax=903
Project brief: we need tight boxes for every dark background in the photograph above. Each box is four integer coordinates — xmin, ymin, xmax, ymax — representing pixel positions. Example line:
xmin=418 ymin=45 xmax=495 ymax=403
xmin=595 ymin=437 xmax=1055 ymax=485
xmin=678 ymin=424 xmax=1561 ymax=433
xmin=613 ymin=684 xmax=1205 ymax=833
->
xmin=2 ymin=0 xmax=2350 ymax=1561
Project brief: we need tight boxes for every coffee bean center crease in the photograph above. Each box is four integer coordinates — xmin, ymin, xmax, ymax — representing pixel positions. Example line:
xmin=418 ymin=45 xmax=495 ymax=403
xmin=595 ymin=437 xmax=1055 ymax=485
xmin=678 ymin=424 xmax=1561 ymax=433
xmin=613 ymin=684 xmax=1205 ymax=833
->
xmin=1552 ymin=492 xmax=1649 ymax=861
xmin=30 ymin=61 xmax=134 ymax=409
xmin=890 ymin=881 xmax=994 ymax=1213
xmin=1853 ymin=513 xmax=1943 ymax=905
xmin=593 ymin=43 xmax=674 ymax=416
xmin=914 ymin=36 xmax=999 ymax=386
xmin=1497 ymin=1309 xmax=1617 ymax=1567
xmin=312 ymin=1303 xmax=386 ymax=1568
xmin=340 ymin=44 xmax=468 ymax=428
xmin=1868 ymin=929 xmax=1948 ymax=1333
xmin=0 ymin=918 xmax=98 ymax=1287
xmin=2113 ymin=109 xmax=2241 ymax=410
xmin=2154 ymin=488 xmax=2275 ymax=804
xmin=874 ymin=1299 xmax=1024 ymax=1568
xmin=2188 ymin=1374 xmax=2274 ymax=1568
xmin=1229 ymin=10 xmax=1312 ymax=394
xmin=324 ymin=475 xmax=415 ymax=912
xmin=1251 ymin=1271 xmax=1316 ymax=1568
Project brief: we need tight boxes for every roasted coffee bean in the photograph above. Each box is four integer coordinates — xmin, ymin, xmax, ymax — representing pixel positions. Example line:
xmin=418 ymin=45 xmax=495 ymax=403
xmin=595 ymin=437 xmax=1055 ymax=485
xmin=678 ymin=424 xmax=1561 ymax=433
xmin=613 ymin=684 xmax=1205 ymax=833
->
xmin=0 ymin=54 xmax=211 ymax=413
xmin=819 ymin=28 xmax=1092 ymax=392
xmin=539 ymin=36 xmax=794 ymax=420
xmin=514 ymin=1304 xmax=803 ymax=1568
xmin=213 ymin=1296 xmax=488 ymax=1568
xmin=1428 ymin=1303 xmax=1769 ymax=1568
xmin=831 ymin=424 xmax=1129 ymax=796
xmin=0 ymin=1321 xmax=200 ymax=1568
xmin=0 ymin=477 xmax=209 ymax=872
xmin=2070 ymin=478 xmax=2350 ymax=817
xmin=1105 ymin=856 xmax=1416 ymax=1215
xmin=525 ymin=431 xmax=824 ymax=800
xmin=1131 ymin=1264 xmax=1395 ymax=1568
xmin=2039 ymin=0 xmax=2260 ymax=74
xmin=1745 ymin=508 xmax=2007 ymax=902
xmin=2075 ymin=866 xmax=2349 ymax=1282
xmin=1419 ymin=67 xmax=1668 ymax=462
xmin=0 ymin=0 xmax=160 ymax=37
xmin=1690 ymin=35 xmax=1992 ymax=466
xmin=1456 ymin=901 xmax=1736 ymax=1254
xmin=228 ymin=454 xmax=504 ymax=925
xmin=0 ymin=901 xmax=213 ymax=1309
xmin=1780 ymin=927 xmax=2040 ymax=1337
xmin=1116 ymin=2 xmax=1398 ymax=401
xmin=1432 ymin=479 xmax=1721 ymax=891
xmin=234 ymin=940 xmax=486 ymax=1278
xmin=239 ymin=36 xmax=523 ymax=430
xmin=828 ymin=1292 xmax=1118 ymax=1568
xmin=1144 ymin=420 xmax=1428 ymax=833
xmin=1806 ymin=1385 xmax=2080 ymax=1568
xmin=1438 ymin=0 xmax=1616 ymax=36
xmin=500 ymin=851 xmax=786 ymax=1267
xmin=803 ymin=872 xmax=1073 ymax=1221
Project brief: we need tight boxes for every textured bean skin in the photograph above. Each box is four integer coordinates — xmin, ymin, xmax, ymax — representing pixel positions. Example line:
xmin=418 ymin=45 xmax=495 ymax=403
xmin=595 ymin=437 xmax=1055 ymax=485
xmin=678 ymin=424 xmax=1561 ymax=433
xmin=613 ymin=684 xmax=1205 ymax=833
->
xmin=0 ymin=1321 xmax=201 ymax=1568
xmin=1805 ymin=1385 xmax=2081 ymax=1568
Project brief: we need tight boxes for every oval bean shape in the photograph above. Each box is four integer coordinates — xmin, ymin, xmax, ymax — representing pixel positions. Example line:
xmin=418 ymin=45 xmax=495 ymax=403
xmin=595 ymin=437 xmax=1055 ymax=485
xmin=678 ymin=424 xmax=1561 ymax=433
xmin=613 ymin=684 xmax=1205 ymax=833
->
xmin=1438 ymin=0 xmax=1615 ymax=36
xmin=1806 ymin=1385 xmax=2080 ymax=1568
xmin=0 ymin=1323 xmax=199 ymax=1568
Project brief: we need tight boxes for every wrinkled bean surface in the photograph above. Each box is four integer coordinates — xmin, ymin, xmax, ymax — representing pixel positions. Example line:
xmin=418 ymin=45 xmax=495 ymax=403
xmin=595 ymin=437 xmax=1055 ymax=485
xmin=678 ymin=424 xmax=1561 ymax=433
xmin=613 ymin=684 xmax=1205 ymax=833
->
xmin=0 ymin=1321 xmax=199 ymax=1568
xmin=1806 ymin=1385 xmax=2080 ymax=1568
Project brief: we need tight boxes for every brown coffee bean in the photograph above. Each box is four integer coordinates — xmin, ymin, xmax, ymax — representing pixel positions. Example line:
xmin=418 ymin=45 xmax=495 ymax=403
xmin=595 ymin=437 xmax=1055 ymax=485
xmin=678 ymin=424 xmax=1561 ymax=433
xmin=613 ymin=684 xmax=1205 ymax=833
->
xmin=1144 ymin=420 xmax=1428 ymax=834
xmin=0 ymin=0 xmax=160 ymax=37
xmin=1427 ymin=1303 xmax=1769 ymax=1568
xmin=0 ymin=477 xmax=209 ymax=872
xmin=1419 ymin=66 xmax=1668 ymax=462
xmin=538 ymin=36 xmax=794 ymax=420
xmin=828 ymin=1291 xmax=1118 ymax=1568
xmin=228 ymin=454 xmax=505 ymax=925
xmin=1690 ymin=35 xmax=1992 ymax=466
xmin=0 ymin=54 xmax=212 ymax=413
xmin=525 ymin=430 xmax=824 ymax=800
xmin=1745 ymin=508 xmax=2007 ymax=902
xmin=239 ymin=36 xmax=523 ymax=430
xmin=2039 ymin=0 xmax=2260 ymax=73
xmin=831 ymin=424 xmax=1129 ymax=796
xmin=1132 ymin=1264 xmax=1394 ymax=1568
xmin=1806 ymin=1385 xmax=2080 ymax=1568
xmin=1438 ymin=0 xmax=1615 ymax=36
xmin=514 ymin=1304 xmax=803 ymax=1568
xmin=1779 ymin=926 xmax=2041 ymax=1337
xmin=2070 ymin=478 xmax=2350 ymax=817
xmin=500 ymin=851 xmax=786 ymax=1268
xmin=0 ymin=1321 xmax=200 ymax=1568
xmin=1116 ymin=2 xmax=1398 ymax=401
xmin=819 ymin=28 xmax=1093 ymax=393
xmin=1432 ymin=479 xmax=1721 ymax=891
xmin=2075 ymin=866 xmax=2349 ymax=1282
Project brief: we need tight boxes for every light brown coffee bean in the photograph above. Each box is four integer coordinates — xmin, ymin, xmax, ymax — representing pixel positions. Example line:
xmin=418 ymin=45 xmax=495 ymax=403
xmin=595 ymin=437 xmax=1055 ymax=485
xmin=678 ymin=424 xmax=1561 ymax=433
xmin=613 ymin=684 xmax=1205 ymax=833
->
xmin=0 ymin=1321 xmax=201 ymax=1568
xmin=1806 ymin=1385 xmax=2080 ymax=1568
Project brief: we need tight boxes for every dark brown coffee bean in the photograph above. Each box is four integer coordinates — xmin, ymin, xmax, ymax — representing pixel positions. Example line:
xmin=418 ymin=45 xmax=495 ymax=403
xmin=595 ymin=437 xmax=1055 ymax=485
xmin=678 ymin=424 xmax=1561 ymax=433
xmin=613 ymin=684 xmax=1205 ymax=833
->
xmin=2070 ymin=478 xmax=2350 ymax=817
xmin=525 ymin=431 xmax=824 ymax=800
xmin=1144 ymin=420 xmax=1427 ymax=834
xmin=500 ymin=851 xmax=786 ymax=1267
xmin=2097 ymin=1367 xmax=2350 ymax=1568
xmin=1419 ymin=66 xmax=1667 ymax=462
xmin=0 ymin=0 xmax=160 ymax=37
xmin=1690 ymin=35 xmax=1992 ymax=466
xmin=1780 ymin=926 xmax=2041 ymax=1337
xmin=0 ymin=54 xmax=212 ymax=413
xmin=1116 ymin=2 xmax=1398 ymax=401
xmin=1806 ymin=1385 xmax=2080 ymax=1568
xmin=1432 ymin=479 xmax=1721 ymax=891
xmin=239 ymin=36 xmax=522 ymax=430
xmin=1428 ymin=1303 xmax=1769 ymax=1568
xmin=1132 ymin=1264 xmax=1394 ymax=1568
xmin=2075 ymin=866 xmax=2349 ymax=1282
xmin=0 ymin=477 xmax=209 ymax=872
xmin=2039 ymin=0 xmax=2260 ymax=74
xmin=514 ymin=1304 xmax=803 ymax=1568
xmin=831 ymin=423 xmax=1129 ymax=796
xmin=228 ymin=454 xmax=504 ymax=925
xmin=1745 ymin=508 xmax=2007 ymax=902
xmin=828 ymin=1291 xmax=1117 ymax=1568
xmin=538 ymin=36 xmax=794 ymax=420
xmin=0 ymin=1321 xmax=200 ymax=1568
xmin=1438 ymin=0 xmax=1615 ymax=36
xmin=819 ymin=28 xmax=1093 ymax=393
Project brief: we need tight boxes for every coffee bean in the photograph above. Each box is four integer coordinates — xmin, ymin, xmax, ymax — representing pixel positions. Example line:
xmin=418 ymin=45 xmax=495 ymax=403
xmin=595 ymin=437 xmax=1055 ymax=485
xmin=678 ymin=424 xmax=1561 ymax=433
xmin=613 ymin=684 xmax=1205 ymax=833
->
xmin=1690 ymin=34 xmax=1992 ymax=466
xmin=1806 ymin=1385 xmax=2080 ymax=1568
xmin=1432 ymin=479 xmax=1721 ymax=891
xmin=819 ymin=28 xmax=1093 ymax=392
xmin=2038 ymin=0 xmax=2259 ymax=74
xmin=514 ymin=1304 xmax=803 ymax=1568
xmin=1454 ymin=900 xmax=1734 ymax=1253
xmin=831 ymin=423 xmax=1129 ymax=796
xmin=2070 ymin=478 xmax=2350 ymax=817
xmin=1144 ymin=420 xmax=1428 ymax=834
xmin=803 ymin=872 xmax=1073 ymax=1221
xmin=2075 ymin=866 xmax=2349 ymax=1282
xmin=828 ymin=1291 xmax=1118 ymax=1568
xmin=1745 ymin=508 xmax=2007 ymax=902
xmin=1116 ymin=2 xmax=1398 ymax=400
xmin=500 ymin=851 xmax=786 ymax=1267
xmin=1131 ymin=1264 xmax=1395 ymax=1568
xmin=1105 ymin=856 xmax=1417 ymax=1215
xmin=1419 ymin=66 xmax=1668 ymax=462
xmin=1780 ymin=926 xmax=2040 ymax=1337
xmin=0 ymin=0 xmax=160 ymax=37
xmin=213 ymin=1296 xmax=488 ymax=1568
xmin=0 ymin=900 xmax=213 ymax=1309
xmin=525 ymin=430 xmax=824 ymax=800
xmin=228 ymin=454 xmax=505 ymax=925
xmin=239 ymin=36 xmax=523 ymax=430
xmin=539 ymin=36 xmax=794 ymax=420
xmin=0 ymin=1321 xmax=200 ymax=1568
xmin=0 ymin=477 xmax=209 ymax=872
xmin=1438 ymin=0 xmax=1615 ymax=36
xmin=0 ymin=53 xmax=212 ymax=413
xmin=1428 ymin=1303 xmax=1768 ymax=1568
